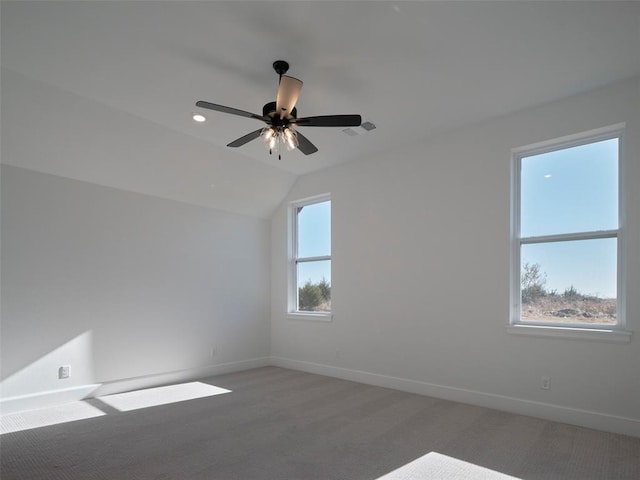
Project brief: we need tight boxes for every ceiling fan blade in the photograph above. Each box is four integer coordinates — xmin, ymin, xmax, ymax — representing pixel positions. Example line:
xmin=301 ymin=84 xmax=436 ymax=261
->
xmin=275 ymin=75 xmax=303 ymax=119
xmin=295 ymin=131 xmax=318 ymax=155
xmin=227 ymin=129 xmax=264 ymax=148
xmin=196 ymin=101 xmax=268 ymax=122
xmin=292 ymin=114 xmax=362 ymax=127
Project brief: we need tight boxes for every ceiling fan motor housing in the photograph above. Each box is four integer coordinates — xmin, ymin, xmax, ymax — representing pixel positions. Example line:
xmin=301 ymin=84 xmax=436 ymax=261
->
xmin=263 ymin=101 xmax=297 ymax=121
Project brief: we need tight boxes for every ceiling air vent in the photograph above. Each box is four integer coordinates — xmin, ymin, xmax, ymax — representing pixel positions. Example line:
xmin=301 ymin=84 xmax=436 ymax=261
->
xmin=342 ymin=128 xmax=359 ymax=136
xmin=342 ymin=121 xmax=376 ymax=137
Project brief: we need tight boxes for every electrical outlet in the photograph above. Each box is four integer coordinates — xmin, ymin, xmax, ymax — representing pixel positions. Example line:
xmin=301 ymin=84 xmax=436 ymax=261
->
xmin=59 ymin=365 xmax=71 ymax=379
xmin=541 ymin=376 xmax=550 ymax=390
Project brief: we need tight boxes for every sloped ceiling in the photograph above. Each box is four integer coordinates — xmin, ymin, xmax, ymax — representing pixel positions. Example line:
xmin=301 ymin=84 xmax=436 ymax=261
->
xmin=2 ymin=1 xmax=639 ymax=218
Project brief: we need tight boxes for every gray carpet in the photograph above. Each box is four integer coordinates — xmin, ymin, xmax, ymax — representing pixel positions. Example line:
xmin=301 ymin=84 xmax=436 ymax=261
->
xmin=1 ymin=366 xmax=639 ymax=479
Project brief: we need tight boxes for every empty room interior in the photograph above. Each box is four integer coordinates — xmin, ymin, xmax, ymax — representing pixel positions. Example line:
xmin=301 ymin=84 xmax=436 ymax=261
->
xmin=1 ymin=1 xmax=639 ymax=479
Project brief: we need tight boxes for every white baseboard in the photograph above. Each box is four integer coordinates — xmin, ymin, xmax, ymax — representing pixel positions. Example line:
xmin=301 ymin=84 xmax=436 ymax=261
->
xmin=1 ymin=357 xmax=270 ymax=415
xmin=269 ymin=356 xmax=640 ymax=438
xmin=4 ymin=355 xmax=637 ymax=438
xmin=92 ymin=357 xmax=270 ymax=397
xmin=0 ymin=384 xmax=102 ymax=416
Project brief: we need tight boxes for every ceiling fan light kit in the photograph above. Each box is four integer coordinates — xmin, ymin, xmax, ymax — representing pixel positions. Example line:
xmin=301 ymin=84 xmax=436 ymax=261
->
xmin=195 ymin=60 xmax=362 ymax=159
xmin=261 ymin=125 xmax=298 ymax=160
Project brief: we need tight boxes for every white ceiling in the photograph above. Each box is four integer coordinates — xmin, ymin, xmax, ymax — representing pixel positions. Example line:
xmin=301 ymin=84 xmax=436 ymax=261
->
xmin=2 ymin=1 xmax=639 ymax=217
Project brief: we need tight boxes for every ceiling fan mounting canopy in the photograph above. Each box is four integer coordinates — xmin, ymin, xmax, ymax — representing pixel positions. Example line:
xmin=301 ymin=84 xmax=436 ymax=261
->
xmin=195 ymin=60 xmax=362 ymax=157
xmin=272 ymin=60 xmax=290 ymax=76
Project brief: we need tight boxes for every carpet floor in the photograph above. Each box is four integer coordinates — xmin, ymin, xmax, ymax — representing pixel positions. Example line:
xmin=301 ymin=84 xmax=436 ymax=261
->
xmin=1 ymin=366 xmax=639 ymax=479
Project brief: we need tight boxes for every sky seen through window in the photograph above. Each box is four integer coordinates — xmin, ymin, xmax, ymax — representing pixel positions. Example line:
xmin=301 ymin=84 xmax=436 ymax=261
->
xmin=520 ymin=138 xmax=618 ymax=298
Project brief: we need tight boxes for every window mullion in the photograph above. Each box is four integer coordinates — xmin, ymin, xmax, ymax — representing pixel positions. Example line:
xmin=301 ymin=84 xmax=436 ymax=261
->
xmin=521 ymin=229 xmax=618 ymax=245
xmin=296 ymin=255 xmax=331 ymax=263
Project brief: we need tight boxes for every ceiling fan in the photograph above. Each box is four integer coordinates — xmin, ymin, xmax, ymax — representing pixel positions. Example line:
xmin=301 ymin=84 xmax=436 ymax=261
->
xmin=195 ymin=60 xmax=362 ymax=159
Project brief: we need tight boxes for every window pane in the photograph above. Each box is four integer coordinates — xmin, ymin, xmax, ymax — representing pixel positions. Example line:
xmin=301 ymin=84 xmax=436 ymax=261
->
xmin=297 ymin=260 xmax=331 ymax=311
xmin=297 ymin=200 xmax=331 ymax=258
xmin=520 ymin=238 xmax=617 ymax=324
xmin=521 ymin=138 xmax=618 ymax=237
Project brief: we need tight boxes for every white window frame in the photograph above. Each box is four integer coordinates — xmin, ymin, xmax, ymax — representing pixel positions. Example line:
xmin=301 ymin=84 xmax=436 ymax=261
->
xmin=508 ymin=124 xmax=631 ymax=342
xmin=287 ymin=193 xmax=332 ymax=321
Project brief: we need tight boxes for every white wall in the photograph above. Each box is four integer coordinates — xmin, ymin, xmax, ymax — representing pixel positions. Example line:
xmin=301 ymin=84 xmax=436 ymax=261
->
xmin=1 ymin=166 xmax=271 ymax=410
xmin=271 ymin=78 xmax=640 ymax=436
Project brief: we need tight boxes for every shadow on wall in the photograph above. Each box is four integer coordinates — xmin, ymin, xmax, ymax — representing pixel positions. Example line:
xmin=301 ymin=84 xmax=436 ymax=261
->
xmin=0 ymin=328 xmax=236 ymax=417
xmin=0 ymin=331 xmax=99 ymax=411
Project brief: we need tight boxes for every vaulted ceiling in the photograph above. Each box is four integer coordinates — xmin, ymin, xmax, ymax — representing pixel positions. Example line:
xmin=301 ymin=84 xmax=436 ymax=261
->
xmin=2 ymin=1 xmax=639 ymax=218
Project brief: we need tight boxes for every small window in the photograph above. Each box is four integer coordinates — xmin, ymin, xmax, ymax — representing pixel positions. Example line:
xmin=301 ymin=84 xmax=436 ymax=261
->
xmin=511 ymin=127 xmax=623 ymax=330
xmin=289 ymin=195 xmax=331 ymax=315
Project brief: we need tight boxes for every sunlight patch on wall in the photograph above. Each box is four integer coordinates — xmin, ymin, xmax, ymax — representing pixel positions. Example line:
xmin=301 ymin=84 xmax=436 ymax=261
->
xmin=97 ymin=382 xmax=231 ymax=412
xmin=376 ymin=451 xmax=521 ymax=479
xmin=1 ymin=401 xmax=105 ymax=435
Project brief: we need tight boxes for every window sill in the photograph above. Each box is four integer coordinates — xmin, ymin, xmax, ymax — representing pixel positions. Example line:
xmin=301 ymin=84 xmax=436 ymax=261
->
xmin=506 ymin=324 xmax=631 ymax=343
xmin=287 ymin=312 xmax=333 ymax=322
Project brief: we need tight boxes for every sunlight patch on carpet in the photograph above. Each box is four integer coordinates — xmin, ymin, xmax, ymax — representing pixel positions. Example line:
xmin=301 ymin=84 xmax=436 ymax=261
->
xmin=1 ymin=401 xmax=105 ymax=434
xmin=97 ymin=381 xmax=231 ymax=412
xmin=377 ymin=452 xmax=521 ymax=479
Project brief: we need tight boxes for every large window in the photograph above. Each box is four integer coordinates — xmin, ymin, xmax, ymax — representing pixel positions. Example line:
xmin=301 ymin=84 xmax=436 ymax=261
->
xmin=289 ymin=195 xmax=331 ymax=316
xmin=511 ymin=126 xmax=624 ymax=331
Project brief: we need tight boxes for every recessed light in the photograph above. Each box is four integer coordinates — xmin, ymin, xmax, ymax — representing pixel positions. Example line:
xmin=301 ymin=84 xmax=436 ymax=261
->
xmin=192 ymin=114 xmax=206 ymax=123
xmin=544 ymin=174 xmax=552 ymax=178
